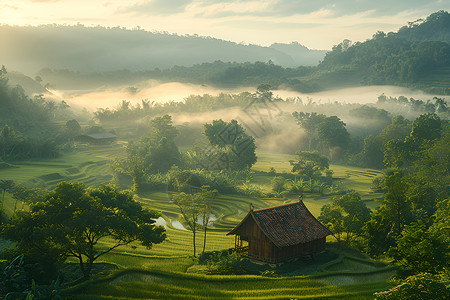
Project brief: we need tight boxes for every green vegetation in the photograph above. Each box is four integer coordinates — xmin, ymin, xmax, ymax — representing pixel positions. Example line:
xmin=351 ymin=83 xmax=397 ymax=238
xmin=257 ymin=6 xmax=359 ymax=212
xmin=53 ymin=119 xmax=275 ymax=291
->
xmin=1 ymin=13 xmax=449 ymax=295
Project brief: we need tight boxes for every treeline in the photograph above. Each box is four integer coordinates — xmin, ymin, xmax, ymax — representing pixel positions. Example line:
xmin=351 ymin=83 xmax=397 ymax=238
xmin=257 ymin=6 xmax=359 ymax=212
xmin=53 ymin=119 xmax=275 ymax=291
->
xmin=319 ymin=11 xmax=450 ymax=93
xmin=0 ymin=67 xmax=83 ymax=161
xmin=315 ymin=113 xmax=449 ymax=299
xmin=38 ymin=61 xmax=317 ymax=92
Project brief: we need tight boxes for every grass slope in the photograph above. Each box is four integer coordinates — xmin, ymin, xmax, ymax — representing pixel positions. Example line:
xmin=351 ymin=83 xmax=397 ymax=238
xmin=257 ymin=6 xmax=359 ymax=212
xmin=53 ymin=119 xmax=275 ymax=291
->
xmin=0 ymin=143 xmax=391 ymax=298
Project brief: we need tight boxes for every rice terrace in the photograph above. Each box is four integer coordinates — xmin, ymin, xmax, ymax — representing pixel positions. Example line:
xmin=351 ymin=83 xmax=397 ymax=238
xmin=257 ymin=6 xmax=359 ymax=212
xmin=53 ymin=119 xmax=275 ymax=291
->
xmin=0 ymin=3 xmax=449 ymax=300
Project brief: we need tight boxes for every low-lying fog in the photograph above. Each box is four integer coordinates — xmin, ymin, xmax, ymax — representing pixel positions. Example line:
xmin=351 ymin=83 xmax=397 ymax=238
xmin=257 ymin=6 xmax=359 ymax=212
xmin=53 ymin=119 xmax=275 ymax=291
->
xmin=44 ymin=81 xmax=446 ymax=112
xmin=44 ymin=81 xmax=447 ymax=155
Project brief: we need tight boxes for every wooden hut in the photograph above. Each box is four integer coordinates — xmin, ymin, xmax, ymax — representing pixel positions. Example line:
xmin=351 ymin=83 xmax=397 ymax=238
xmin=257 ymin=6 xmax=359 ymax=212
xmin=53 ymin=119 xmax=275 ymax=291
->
xmin=227 ymin=200 xmax=331 ymax=263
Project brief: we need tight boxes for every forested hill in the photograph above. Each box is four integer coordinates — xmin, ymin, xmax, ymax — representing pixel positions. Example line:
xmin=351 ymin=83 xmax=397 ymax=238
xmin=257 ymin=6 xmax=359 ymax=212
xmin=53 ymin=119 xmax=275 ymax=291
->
xmin=319 ymin=10 xmax=450 ymax=94
xmin=0 ymin=24 xmax=325 ymax=74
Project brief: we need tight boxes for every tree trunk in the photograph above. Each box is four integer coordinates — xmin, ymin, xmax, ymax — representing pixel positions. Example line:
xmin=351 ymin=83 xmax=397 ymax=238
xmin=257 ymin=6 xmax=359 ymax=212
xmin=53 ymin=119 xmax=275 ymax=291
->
xmin=193 ymin=223 xmax=196 ymax=257
xmin=202 ymin=226 xmax=207 ymax=255
xmin=84 ymin=259 xmax=93 ymax=280
xmin=13 ymin=198 xmax=19 ymax=213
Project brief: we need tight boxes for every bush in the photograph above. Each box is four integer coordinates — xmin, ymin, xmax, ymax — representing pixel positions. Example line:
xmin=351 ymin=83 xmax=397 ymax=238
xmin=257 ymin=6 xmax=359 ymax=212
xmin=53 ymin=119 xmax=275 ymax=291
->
xmin=199 ymin=249 xmax=249 ymax=275
xmin=375 ymin=273 xmax=450 ymax=299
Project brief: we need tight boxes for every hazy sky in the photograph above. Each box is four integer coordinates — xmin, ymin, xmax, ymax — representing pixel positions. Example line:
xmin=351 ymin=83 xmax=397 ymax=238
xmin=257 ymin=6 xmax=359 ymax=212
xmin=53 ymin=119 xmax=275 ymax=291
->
xmin=1 ymin=0 xmax=448 ymax=49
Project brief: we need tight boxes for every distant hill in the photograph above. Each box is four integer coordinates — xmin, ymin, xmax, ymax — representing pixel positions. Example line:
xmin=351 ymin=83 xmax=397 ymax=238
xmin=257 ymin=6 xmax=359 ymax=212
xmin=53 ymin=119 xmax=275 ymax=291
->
xmin=0 ymin=25 xmax=325 ymax=74
xmin=269 ymin=43 xmax=327 ymax=66
xmin=396 ymin=10 xmax=450 ymax=42
xmin=316 ymin=10 xmax=450 ymax=94
xmin=7 ymin=71 xmax=47 ymax=95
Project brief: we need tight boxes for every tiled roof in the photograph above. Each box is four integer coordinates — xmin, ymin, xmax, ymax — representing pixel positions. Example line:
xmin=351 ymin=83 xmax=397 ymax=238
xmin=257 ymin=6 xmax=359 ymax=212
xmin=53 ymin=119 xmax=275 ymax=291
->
xmin=228 ymin=201 xmax=332 ymax=248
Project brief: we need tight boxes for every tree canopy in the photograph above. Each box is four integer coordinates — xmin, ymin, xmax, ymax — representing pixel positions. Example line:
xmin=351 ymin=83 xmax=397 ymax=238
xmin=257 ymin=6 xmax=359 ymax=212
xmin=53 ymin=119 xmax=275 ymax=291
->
xmin=1 ymin=182 xmax=166 ymax=280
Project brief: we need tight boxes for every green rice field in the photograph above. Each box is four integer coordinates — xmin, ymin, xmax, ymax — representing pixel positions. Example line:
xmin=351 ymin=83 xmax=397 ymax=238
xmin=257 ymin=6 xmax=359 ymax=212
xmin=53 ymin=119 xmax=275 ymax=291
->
xmin=0 ymin=143 xmax=392 ymax=299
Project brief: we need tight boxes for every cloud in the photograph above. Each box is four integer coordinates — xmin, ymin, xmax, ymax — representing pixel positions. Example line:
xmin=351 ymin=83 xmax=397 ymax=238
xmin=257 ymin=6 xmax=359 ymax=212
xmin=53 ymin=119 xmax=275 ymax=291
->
xmin=121 ymin=0 xmax=449 ymax=18
xmin=122 ymin=0 xmax=191 ymax=15
xmin=271 ymin=0 xmax=447 ymax=17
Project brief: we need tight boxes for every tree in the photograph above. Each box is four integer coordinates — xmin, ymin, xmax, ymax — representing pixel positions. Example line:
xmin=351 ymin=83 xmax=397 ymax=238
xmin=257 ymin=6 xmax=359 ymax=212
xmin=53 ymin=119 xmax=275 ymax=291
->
xmin=383 ymin=172 xmax=411 ymax=236
xmin=197 ymin=187 xmax=218 ymax=255
xmin=292 ymin=112 xmax=326 ymax=151
xmin=290 ymin=151 xmax=329 ymax=180
xmin=271 ymin=176 xmax=288 ymax=196
xmin=171 ymin=186 xmax=218 ymax=257
xmin=318 ymin=204 xmax=345 ymax=243
xmin=409 ymin=113 xmax=442 ymax=144
xmin=390 ymin=222 xmax=448 ymax=273
xmin=318 ymin=192 xmax=370 ymax=244
xmin=254 ymin=84 xmax=273 ymax=103
xmin=0 ymin=180 xmax=14 ymax=210
xmin=117 ymin=115 xmax=181 ymax=186
xmin=375 ymin=273 xmax=449 ymax=299
xmin=65 ymin=119 xmax=81 ymax=137
xmin=430 ymin=198 xmax=450 ymax=245
xmin=364 ymin=172 xmax=413 ymax=255
xmin=203 ymin=119 xmax=257 ymax=170
xmin=334 ymin=192 xmax=371 ymax=243
xmin=1 ymin=182 xmax=166 ymax=281
xmin=204 ymin=119 xmax=245 ymax=149
xmin=317 ymin=116 xmax=350 ymax=160
xmin=0 ymin=125 xmax=24 ymax=161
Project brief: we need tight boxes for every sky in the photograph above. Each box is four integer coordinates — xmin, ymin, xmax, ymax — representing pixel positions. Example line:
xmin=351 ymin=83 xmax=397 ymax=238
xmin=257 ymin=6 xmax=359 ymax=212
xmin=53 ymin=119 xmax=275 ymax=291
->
xmin=0 ymin=0 xmax=448 ymax=49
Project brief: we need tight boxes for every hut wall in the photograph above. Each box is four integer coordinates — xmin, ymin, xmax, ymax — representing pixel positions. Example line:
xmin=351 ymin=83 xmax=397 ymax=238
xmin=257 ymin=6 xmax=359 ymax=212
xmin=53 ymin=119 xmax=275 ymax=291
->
xmin=274 ymin=237 xmax=326 ymax=261
xmin=233 ymin=216 xmax=327 ymax=262
xmin=234 ymin=217 xmax=276 ymax=261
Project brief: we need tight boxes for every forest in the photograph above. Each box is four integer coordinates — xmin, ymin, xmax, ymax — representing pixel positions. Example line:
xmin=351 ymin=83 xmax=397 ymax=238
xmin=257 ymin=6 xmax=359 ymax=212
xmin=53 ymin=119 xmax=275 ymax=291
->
xmin=0 ymin=9 xmax=449 ymax=300
xmin=29 ymin=11 xmax=450 ymax=95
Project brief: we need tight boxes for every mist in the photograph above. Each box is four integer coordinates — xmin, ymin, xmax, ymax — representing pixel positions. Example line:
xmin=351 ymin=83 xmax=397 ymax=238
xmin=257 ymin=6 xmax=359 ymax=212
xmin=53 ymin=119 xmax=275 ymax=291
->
xmin=0 ymin=25 xmax=325 ymax=74
xmin=44 ymin=81 xmax=253 ymax=112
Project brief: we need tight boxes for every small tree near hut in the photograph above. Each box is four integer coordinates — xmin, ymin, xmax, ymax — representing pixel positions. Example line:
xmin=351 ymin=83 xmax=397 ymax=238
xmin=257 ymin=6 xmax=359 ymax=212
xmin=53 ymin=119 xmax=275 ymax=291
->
xmin=171 ymin=186 xmax=218 ymax=257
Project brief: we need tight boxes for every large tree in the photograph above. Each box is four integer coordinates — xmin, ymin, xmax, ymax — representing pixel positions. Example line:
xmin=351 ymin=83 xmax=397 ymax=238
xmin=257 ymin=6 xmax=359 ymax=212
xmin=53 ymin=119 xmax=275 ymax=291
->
xmin=292 ymin=112 xmax=326 ymax=151
xmin=290 ymin=151 xmax=329 ymax=180
xmin=203 ymin=119 xmax=256 ymax=170
xmin=390 ymin=222 xmax=448 ymax=274
xmin=318 ymin=192 xmax=370 ymax=244
xmin=317 ymin=116 xmax=350 ymax=160
xmin=1 ymin=182 xmax=166 ymax=281
xmin=0 ymin=125 xmax=24 ymax=161
xmin=116 ymin=114 xmax=181 ymax=189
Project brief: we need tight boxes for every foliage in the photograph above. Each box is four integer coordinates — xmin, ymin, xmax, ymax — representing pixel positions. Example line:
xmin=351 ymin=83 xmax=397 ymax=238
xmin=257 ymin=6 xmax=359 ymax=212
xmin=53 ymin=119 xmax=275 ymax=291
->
xmin=114 ymin=114 xmax=181 ymax=189
xmin=0 ymin=256 xmax=29 ymax=298
xmin=270 ymin=176 xmax=289 ymax=196
xmin=389 ymin=222 xmax=449 ymax=274
xmin=1 ymin=182 xmax=166 ymax=281
xmin=0 ymin=125 xmax=24 ymax=161
xmin=317 ymin=116 xmax=350 ymax=160
xmin=292 ymin=112 xmax=326 ymax=151
xmin=24 ymin=278 xmax=63 ymax=300
xmin=203 ymin=251 xmax=248 ymax=275
xmin=375 ymin=273 xmax=449 ymax=299
xmin=318 ymin=192 xmax=370 ymax=244
xmin=202 ymin=119 xmax=257 ymax=170
xmin=320 ymin=11 xmax=450 ymax=91
xmin=290 ymin=151 xmax=329 ymax=180
xmin=430 ymin=198 xmax=450 ymax=244
xmin=171 ymin=186 xmax=218 ymax=257
xmin=0 ymin=179 xmax=15 ymax=210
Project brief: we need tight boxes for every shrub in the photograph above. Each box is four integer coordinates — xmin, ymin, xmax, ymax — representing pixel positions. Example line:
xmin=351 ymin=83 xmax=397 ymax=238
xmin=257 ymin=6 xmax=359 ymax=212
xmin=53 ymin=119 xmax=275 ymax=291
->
xmin=375 ymin=273 xmax=449 ymax=299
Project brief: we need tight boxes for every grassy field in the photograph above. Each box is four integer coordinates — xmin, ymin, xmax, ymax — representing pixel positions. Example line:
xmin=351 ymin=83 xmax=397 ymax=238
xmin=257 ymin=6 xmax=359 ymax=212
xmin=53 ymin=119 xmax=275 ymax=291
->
xmin=0 ymin=143 xmax=391 ymax=299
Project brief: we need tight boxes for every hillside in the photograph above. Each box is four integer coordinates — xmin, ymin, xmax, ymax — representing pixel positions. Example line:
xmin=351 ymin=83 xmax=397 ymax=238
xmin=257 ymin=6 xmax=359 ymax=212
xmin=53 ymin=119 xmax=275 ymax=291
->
xmin=317 ymin=10 xmax=450 ymax=94
xmin=0 ymin=25 xmax=325 ymax=74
